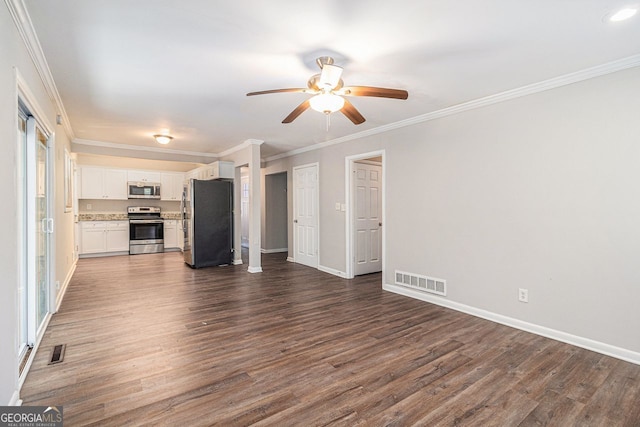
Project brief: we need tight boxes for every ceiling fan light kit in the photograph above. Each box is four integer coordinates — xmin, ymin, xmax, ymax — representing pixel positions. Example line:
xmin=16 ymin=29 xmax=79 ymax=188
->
xmin=309 ymin=93 xmax=345 ymax=113
xmin=246 ymin=56 xmax=408 ymax=125
xmin=318 ymin=63 xmax=343 ymax=89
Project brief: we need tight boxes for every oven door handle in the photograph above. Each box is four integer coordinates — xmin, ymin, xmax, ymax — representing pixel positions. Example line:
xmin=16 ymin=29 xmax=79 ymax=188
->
xmin=129 ymin=219 xmax=164 ymax=224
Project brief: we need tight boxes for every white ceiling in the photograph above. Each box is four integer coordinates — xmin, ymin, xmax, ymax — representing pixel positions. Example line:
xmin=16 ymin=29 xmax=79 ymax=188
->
xmin=22 ymin=0 xmax=640 ymax=159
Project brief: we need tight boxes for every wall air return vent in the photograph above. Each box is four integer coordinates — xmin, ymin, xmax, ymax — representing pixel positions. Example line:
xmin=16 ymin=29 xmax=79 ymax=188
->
xmin=395 ymin=270 xmax=446 ymax=296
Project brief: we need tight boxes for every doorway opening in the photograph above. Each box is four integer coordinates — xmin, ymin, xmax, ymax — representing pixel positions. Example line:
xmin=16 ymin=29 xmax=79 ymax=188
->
xmin=346 ymin=151 xmax=385 ymax=280
xmin=240 ymin=167 xmax=249 ymax=250
xmin=263 ymin=172 xmax=288 ymax=254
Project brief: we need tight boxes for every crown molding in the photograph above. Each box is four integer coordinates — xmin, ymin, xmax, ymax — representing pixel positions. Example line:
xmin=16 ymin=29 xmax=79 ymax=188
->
xmin=6 ymin=0 xmax=75 ymax=140
xmin=217 ymin=139 xmax=264 ymax=158
xmin=265 ymin=53 xmax=640 ymax=163
xmin=73 ymin=138 xmax=219 ymax=158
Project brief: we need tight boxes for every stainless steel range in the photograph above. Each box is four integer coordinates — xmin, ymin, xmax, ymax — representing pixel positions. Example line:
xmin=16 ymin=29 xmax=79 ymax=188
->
xmin=128 ymin=206 xmax=164 ymax=255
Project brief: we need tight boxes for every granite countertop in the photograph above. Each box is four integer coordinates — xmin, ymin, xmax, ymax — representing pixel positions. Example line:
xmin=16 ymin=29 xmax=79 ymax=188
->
xmin=78 ymin=212 xmax=181 ymax=221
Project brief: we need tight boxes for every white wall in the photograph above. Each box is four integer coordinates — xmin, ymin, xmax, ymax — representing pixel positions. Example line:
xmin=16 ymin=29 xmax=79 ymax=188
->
xmin=265 ymin=66 xmax=640 ymax=357
xmin=0 ymin=3 xmax=76 ymax=404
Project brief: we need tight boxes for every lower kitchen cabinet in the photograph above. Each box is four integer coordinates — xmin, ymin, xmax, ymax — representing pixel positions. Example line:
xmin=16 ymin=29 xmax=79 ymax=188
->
xmin=80 ymin=221 xmax=129 ymax=256
xmin=164 ymin=220 xmax=183 ymax=250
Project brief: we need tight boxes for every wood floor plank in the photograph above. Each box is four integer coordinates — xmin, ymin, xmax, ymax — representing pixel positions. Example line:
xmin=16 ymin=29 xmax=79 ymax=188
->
xmin=19 ymin=252 xmax=640 ymax=426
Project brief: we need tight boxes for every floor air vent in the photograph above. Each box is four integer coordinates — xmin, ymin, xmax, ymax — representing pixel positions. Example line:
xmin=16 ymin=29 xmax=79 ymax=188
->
xmin=48 ymin=344 xmax=66 ymax=365
xmin=395 ymin=270 xmax=446 ymax=296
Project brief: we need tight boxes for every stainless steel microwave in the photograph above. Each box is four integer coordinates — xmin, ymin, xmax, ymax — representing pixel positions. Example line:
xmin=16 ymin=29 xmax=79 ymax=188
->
xmin=127 ymin=182 xmax=161 ymax=199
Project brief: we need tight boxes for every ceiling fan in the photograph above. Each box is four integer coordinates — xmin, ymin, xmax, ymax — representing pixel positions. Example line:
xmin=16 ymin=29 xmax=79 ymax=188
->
xmin=246 ymin=56 xmax=408 ymax=125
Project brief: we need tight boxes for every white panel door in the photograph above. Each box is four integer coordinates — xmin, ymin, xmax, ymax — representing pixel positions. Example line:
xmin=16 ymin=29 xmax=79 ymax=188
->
xmin=354 ymin=162 xmax=382 ymax=275
xmin=294 ymin=164 xmax=318 ymax=268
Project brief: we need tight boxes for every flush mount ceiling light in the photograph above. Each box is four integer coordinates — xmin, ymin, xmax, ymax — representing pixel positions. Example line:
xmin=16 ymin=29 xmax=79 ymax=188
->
xmin=609 ymin=7 xmax=638 ymax=21
xmin=153 ymin=134 xmax=173 ymax=144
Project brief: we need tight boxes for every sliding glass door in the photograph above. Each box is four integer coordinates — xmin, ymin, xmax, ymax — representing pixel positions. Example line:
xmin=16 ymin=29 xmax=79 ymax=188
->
xmin=17 ymin=111 xmax=28 ymax=359
xmin=33 ymin=122 xmax=50 ymax=331
xmin=19 ymin=106 xmax=52 ymax=358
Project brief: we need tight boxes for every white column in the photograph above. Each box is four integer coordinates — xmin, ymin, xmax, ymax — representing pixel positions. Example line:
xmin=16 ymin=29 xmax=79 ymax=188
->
xmin=248 ymin=142 xmax=262 ymax=273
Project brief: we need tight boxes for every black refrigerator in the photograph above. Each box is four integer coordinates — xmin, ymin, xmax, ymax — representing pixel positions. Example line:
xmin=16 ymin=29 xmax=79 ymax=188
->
xmin=182 ymin=179 xmax=233 ymax=268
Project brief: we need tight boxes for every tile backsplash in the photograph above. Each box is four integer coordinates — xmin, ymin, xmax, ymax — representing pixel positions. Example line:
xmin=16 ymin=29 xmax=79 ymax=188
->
xmin=78 ymin=199 xmax=180 ymax=213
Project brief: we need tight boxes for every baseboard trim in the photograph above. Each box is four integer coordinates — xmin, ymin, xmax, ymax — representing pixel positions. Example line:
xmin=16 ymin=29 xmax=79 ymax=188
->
xmin=383 ymin=283 xmax=640 ymax=366
xmin=247 ymin=266 xmax=263 ymax=273
xmin=8 ymin=390 xmax=21 ymax=406
xmin=286 ymin=257 xmax=294 ymax=263
xmin=56 ymin=260 xmax=77 ymax=312
xmin=79 ymin=251 xmax=129 ymax=258
xmin=318 ymin=265 xmax=348 ymax=279
xmin=260 ymin=248 xmax=288 ymax=254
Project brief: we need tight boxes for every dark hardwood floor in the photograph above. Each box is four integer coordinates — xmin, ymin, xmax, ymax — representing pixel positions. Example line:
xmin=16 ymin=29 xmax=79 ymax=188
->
xmin=21 ymin=252 xmax=640 ymax=426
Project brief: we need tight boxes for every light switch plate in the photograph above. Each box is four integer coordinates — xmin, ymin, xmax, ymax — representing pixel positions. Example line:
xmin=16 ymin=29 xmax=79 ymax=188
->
xmin=341 ymin=204 xmax=346 ymax=211
xmin=335 ymin=202 xmax=341 ymax=211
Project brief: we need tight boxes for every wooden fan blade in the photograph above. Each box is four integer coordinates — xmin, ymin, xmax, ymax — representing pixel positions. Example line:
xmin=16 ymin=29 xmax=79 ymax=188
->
xmin=282 ymin=99 xmax=311 ymax=123
xmin=246 ymin=88 xmax=308 ymax=96
xmin=341 ymin=86 xmax=408 ymax=100
xmin=341 ymin=99 xmax=366 ymax=125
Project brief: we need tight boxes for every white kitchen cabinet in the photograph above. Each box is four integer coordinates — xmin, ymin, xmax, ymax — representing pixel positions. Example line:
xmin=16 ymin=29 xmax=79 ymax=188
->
xmin=161 ymin=173 xmax=185 ymax=201
xmin=177 ymin=220 xmax=184 ymax=250
xmin=80 ymin=222 xmax=108 ymax=254
xmin=105 ymin=222 xmax=129 ymax=252
xmin=203 ymin=161 xmax=234 ymax=180
xmin=104 ymin=169 xmax=128 ymax=199
xmin=80 ymin=167 xmax=127 ymax=200
xmin=187 ymin=161 xmax=234 ymax=181
xmin=185 ymin=169 xmax=198 ymax=182
xmin=128 ymin=170 xmax=162 ymax=183
xmin=163 ymin=219 xmax=184 ymax=250
xmin=164 ymin=220 xmax=178 ymax=248
xmin=80 ymin=221 xmax=130 ymax=255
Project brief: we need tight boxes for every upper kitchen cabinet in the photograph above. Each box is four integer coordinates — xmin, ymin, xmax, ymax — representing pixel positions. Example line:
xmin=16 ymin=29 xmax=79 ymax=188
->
xmin=187 ymin=161 xmax=234 ymax=181
xmin=205 ymin=161 xmax=234 ymax=180
xmin=128 ymin=170 xmax=162 ymax=183
xmin=161 ymin=172 xmax=185 ymax=201
xmin=80 ymin=167 xmax=128 ymax=200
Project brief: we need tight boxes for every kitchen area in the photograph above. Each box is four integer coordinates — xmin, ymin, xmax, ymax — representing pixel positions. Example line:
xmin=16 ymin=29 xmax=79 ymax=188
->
xmin=75 ymin=157 xmax=235 ymax=263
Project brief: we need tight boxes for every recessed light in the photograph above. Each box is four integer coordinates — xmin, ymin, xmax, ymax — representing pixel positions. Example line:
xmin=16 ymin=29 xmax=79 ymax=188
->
xmin=609 ymin=7 xmax=638 ymax=22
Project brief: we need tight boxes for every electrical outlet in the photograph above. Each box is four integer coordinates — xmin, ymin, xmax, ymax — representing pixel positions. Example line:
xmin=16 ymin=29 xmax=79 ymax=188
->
xmin=518 ymin=288 xmax=529 ymax=303
xmin=87 ymin=203 xmax=92 ymax=210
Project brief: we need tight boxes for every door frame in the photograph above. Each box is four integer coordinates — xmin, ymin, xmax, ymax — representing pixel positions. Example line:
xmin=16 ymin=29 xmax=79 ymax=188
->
xmin=345 ymin=150 xmax=385 ymax=280
xmin=17 ymin=70 xmax=56 ymax=384
xmin=292 ymin=162 xmax=320 ymax=268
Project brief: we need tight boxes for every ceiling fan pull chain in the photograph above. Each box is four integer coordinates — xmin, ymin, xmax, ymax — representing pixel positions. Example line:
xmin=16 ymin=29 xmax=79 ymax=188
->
xmin=326 ymin=113 xmax=330 ymax=132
